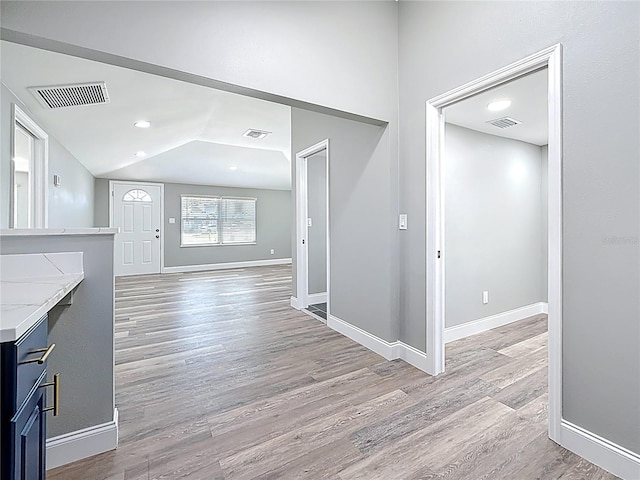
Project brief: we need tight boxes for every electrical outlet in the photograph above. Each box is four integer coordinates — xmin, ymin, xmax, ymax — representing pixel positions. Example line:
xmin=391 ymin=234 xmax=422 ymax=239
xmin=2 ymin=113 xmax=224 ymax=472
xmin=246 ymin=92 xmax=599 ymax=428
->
xmin=270 ymin=249 xmax=275 ymax=255
xmin=168 ymin=217 xmax=176 ymax=224
xmin=482 ymin=291 xmax=489 ymax=304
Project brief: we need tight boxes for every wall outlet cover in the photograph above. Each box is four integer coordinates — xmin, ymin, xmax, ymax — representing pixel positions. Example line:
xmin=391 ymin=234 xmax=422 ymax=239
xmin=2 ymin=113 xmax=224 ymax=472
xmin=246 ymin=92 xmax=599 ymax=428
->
xmin=168 ymin=217 xmax=176 ymax=224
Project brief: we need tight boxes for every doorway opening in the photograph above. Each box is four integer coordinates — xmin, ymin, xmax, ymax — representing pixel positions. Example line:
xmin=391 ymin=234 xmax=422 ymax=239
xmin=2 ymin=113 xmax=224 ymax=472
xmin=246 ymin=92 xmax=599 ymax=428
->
xmin=425 ymin=45 xmax=562 ymax=442
xmin=10 ymin=104 xmax=49 ymax=228
xmin=294 ymin=140 xmax=330 ymax=321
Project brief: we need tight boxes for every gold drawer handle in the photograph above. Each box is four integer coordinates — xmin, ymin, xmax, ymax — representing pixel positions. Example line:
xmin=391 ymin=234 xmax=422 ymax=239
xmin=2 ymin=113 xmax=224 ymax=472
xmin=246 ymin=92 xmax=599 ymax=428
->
xmin=20 ymin=343 xmax=56 ymax=365
xmin=41 ymin=373 xmax=60 ymax=416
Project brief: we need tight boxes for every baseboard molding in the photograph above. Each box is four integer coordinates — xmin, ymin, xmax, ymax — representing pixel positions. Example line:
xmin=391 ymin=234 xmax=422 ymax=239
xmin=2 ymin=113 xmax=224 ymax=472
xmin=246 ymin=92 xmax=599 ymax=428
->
xmin=46 ymin=408 xmax=119 ymax=470
xmin=327 ymin=314 xmax=431 ymax=373
xmin=560 ymin=420 xmax=640 ymax=479
xmin=290 ymin=296 xmax=302 ymax=310
xmin=327 ymin=314 xmax=395 ymax=360
xmin=163 ymin=258 xmax=292 ymax=274
xmin=307 ymin=292 xmax=327 ymax=304
xmin=444 ymin=302 xmax=548 ymax=343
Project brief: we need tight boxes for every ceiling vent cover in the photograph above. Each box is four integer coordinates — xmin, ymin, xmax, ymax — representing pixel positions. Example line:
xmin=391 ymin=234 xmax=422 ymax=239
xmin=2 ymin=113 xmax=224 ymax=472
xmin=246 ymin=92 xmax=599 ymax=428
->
xmin=243 ymin=129 xmax=271 ymax=139
xmin=28 ymin=82 xmax=110 ymax=109
xmin=486 ymin=116 xmax=522 ymax=129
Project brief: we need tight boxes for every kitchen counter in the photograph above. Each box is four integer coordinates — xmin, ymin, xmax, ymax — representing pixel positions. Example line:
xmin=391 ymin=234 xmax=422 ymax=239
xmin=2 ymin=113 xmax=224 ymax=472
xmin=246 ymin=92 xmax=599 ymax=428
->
xmin=0 ymin=252 xmax=84 ymax=342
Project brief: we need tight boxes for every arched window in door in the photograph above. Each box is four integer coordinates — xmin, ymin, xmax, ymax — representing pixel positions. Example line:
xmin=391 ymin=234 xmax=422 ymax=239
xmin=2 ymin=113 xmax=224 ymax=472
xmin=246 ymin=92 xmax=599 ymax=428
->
xmin=122 ymin=189 xmax=152 ymax=202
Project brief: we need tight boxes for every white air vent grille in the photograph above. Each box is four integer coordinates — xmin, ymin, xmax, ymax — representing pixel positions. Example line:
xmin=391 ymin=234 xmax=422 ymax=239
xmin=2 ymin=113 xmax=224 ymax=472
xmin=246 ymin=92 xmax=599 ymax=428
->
xmin=486 ymin=117 xmax=522 ymax=129
xmin=243 ymin=129 xmax=271 ymax=139
xmin=28 ymin=82 xmax=110 ymax=109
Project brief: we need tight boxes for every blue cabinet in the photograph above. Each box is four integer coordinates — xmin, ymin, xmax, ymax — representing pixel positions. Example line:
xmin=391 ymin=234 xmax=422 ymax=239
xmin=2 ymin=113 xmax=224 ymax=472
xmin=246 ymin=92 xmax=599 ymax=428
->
xmin=1 ymin=315 xmax=57 ymax=480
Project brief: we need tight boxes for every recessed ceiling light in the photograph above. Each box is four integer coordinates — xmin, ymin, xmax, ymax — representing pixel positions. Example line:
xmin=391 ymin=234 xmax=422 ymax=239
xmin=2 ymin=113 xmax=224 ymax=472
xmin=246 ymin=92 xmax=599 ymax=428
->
xmin=487 ymin=99 xmax=512 ymax=112
xmin=135 ymin=151 xmax=147 ymax=157
xmin=229 ymin=165 xmax=238 ymax=171
xmin=134 ymin=121 xmax=151 ymax=128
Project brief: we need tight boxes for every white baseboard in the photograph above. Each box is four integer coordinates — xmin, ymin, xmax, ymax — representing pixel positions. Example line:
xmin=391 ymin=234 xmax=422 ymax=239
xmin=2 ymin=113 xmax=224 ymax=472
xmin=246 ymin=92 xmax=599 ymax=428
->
xmin=327 ymin=314 xmax=430 ymax=373
xmin=290 ymin=296 xmax=303 ymax=310
xmin=163 ymin=258 xmax=292 ymax=274
xmin=46 ymin=408 xmax=119 ymax=470
xmin=327 ymin=314 xmax=396 ymax=360
xmin=444 ymin=302 xmax=547 ymax=343
xmin=560 ymin=420 xmax=640 ymax=479
xmin=307 ymin=292 xmax=327 ymax=304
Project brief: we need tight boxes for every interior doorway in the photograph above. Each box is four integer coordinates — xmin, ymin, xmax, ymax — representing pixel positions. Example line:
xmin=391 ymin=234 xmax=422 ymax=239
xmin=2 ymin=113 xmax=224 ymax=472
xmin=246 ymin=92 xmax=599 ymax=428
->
xmin=425 ymin=45 xmax=563 ymax=442
xmin=110 ymin=180 xmax=164 ymax=276
xmin=10 ymin=105 xmax=48 ymax=228
xmin=294 ymin=140 xmax=330 ymax=320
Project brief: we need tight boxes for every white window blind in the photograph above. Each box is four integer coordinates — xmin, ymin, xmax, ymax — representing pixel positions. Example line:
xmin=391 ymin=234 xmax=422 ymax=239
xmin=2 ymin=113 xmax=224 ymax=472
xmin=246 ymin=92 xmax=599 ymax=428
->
xmin=181 ymin=195 xmax=256 ymax=246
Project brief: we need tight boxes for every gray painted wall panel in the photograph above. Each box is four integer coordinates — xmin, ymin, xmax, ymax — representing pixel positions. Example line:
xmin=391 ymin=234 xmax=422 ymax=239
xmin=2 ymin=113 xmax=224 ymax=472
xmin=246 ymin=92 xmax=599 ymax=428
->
xmin=307 ymin=151 xmax=327 ymax=295
xmin=444 ymin=124 xmax=545 ymax=328
xmin=95 ymin=179 xmax=291 ymax=267
xmin=291 ymin=108 xmax=395 ymax=342
xmin=399 ymin=0 xmax=639 ymax=453
xmin=0 ymin=234 xmax=115 ymax=438
xmin=1 ymin=83 xmax=95 ymax=228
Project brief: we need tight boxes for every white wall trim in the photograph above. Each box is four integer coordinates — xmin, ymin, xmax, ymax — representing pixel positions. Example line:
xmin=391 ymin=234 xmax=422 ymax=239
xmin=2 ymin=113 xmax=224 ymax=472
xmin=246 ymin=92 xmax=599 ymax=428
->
xmin=327 ymin=314 xmax=396 ymax=360
xmin=11 ymin=103 xmax=49 ymax=228
xmin=294 ymin=139 xmax=330 ymax=311
xmin=559 ymin=420 xmax=640 ymax=480
xmin=425 ymin=44 xmax=563 ymax=442
xmin=327 ymin=314 xmax=431 ymax=373
xmin=163 ymin=257 xmax=292 ymax=274
xmin=444 ymin=302 xmax=547 ymax=343
xmin=46 ymin=408 xmax=119 ymax=470
xmin=290 ymin=296 xmax=303 ymax=310
xmin=307 ymin=292 xmax=327 ymax=304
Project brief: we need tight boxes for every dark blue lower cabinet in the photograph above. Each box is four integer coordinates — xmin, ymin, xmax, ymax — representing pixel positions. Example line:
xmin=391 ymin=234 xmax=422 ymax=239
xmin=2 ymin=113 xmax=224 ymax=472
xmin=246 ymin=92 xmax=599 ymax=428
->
xmin=12 ymin=384 xmax=46 ymax=480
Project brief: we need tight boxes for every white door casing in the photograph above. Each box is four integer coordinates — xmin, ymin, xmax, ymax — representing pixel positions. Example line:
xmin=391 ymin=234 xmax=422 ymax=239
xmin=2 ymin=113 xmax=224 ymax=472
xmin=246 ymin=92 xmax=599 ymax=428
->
xmin=110 ymin=181 xmax=163 ymax=276
xmin=425 ymin=45 xmax=563 ymax=441
xmin=294 ymin=140 xmax=330 ymax=313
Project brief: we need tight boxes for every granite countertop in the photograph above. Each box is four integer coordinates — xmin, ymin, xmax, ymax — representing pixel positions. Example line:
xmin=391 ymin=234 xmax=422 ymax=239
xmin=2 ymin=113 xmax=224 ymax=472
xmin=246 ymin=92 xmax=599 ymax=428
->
xmin=0 ymin=252 xmax=85 ymax=342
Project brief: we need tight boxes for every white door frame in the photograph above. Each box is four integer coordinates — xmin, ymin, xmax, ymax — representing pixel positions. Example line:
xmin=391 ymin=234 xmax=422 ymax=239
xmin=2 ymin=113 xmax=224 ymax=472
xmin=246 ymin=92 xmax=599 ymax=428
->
xmin=10 ymin=104 xmax=49 ymax=228
xmin=294 ymin=139 xmax=330 ymax=314
xmin=109 ymin=180 xmax=165 ymax=274
xmin=425 ymin=45 xmax=563 ymax=441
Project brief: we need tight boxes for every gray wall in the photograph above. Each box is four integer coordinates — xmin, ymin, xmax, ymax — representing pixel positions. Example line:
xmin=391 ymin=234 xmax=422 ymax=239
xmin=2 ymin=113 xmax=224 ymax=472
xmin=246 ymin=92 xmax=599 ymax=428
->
xmin=307 ymin=151 xmax=327 ymax=295
xmin=1 ymin=83 xmax=95 ymax=228
xmin=444 ymin=124 xmax=546 ymax=328
xmin=0 ymin=233 xmax=115 ymax=438
xmin=399 ymin=1 xmax=639 ymax=454
xmin=291 ymin=107 xmax=396 ymax=342
xmin=95 ymin=179 xmax=292 ymax=267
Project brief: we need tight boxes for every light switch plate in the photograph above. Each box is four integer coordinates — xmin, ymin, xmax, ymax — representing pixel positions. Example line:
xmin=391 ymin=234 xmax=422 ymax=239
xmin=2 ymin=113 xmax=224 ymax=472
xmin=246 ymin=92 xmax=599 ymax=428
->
xmin=307 ymin=218 xmax=312 ymax=227
xmin=482 ymin=291 xmax=489 ymax=304
xmin=168 ymin=217 xmax=176 ymax=224
xmin=399 ymin=214 xmax=408 ymax=230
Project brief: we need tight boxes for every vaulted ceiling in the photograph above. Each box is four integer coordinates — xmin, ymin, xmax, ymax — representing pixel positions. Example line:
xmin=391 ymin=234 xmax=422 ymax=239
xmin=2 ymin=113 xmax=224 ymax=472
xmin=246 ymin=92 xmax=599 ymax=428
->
xmin=1 ymin=41 xmax=292 ymax=190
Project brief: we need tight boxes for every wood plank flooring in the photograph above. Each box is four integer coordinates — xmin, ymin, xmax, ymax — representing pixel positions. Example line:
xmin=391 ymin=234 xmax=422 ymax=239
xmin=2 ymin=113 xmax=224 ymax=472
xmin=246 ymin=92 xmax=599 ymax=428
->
xmin=47 ymin=266 xmax=618 ymax=480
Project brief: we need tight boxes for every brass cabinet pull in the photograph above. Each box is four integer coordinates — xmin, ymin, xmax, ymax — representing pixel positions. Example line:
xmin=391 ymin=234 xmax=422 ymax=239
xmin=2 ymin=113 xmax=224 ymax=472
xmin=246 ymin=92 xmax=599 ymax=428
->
xmin=41 ymin=373 xmax=60 ymax=416
xmin=20 ymin=343 xmax=56 ymax=364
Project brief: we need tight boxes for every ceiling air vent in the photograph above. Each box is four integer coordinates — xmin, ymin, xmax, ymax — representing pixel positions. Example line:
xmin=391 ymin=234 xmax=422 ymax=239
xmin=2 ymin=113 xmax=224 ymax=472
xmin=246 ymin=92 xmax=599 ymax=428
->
xmin=28 ymin=82 xmax=110 ymax=109
xmin=243 ymin=129 xmax=271 ymax=139
xmin=486 ymin=116 xmax=522 ymax=129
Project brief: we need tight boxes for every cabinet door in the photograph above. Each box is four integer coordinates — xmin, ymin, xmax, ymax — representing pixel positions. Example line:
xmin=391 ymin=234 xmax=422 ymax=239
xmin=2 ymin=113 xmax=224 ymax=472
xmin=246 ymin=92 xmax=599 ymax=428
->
xmin=11 ymin=388 xmax=46 ymax=480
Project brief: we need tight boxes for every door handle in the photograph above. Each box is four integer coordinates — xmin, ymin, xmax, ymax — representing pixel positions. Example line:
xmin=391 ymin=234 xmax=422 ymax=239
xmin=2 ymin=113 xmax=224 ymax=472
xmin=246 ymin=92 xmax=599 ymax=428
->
xmin=41 ymin=373 xmax=60 ymax=416
xmin=156 ymin=229 xmax=159 ymax=232
xmin=156 ymin=235 xmax=160 ymax=239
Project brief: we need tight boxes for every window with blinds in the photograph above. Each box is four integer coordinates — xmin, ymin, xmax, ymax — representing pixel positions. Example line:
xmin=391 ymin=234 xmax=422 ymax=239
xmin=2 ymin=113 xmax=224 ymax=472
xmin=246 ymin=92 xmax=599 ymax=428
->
xmin=181 ymin=195 xmax=256 ymax=246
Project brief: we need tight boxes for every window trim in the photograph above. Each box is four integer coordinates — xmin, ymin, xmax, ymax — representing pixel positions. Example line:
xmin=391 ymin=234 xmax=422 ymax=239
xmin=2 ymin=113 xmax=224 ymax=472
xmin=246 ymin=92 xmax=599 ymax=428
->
xmin=180 ymin=194 xmax=257 ymax=247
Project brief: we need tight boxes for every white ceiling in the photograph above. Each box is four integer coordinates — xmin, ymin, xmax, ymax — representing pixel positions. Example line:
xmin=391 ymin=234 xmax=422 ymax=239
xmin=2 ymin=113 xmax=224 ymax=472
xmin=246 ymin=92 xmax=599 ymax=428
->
xmin=444 ymin=69 xmax=548 ymax=146
xmin=1 ymin=41 xmax=292 ymax=190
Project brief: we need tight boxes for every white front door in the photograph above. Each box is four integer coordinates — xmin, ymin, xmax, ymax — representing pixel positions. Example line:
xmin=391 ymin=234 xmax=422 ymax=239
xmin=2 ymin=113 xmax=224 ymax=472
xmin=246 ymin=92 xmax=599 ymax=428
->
xmin=111 ymin=181 xmax=163 ymax=276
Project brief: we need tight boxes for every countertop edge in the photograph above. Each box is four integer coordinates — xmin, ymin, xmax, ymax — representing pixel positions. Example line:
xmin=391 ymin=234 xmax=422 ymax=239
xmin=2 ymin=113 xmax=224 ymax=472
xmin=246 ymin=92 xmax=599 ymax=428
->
xmin=0 ymin=273 xmax=84 ymax=343
xmin=0 ymin=228 xmax=118 ymax=237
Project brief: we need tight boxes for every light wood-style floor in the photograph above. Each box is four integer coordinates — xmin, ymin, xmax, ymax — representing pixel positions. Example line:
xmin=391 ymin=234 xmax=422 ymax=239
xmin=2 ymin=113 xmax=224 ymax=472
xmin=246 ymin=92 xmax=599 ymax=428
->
xmin=48 ymin=266 xmax=617 ymax=480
